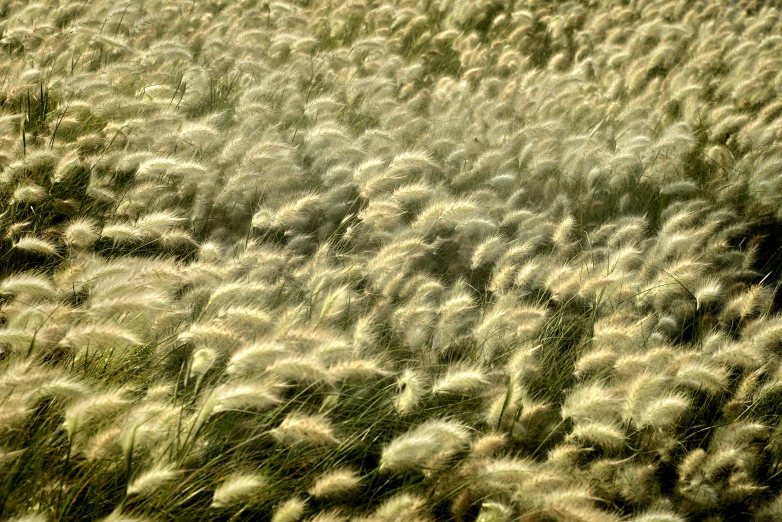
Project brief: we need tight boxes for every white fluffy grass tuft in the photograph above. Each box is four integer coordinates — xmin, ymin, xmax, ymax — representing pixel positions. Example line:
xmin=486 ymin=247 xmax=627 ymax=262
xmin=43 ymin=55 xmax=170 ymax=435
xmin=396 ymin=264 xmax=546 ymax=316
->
xmin=211 ymin=474 xmax=266 ymax=508
xmin=308 ymin=468 xmax=361 ymax=498
xmin=380 ymin=419 xmax=470 ymax=472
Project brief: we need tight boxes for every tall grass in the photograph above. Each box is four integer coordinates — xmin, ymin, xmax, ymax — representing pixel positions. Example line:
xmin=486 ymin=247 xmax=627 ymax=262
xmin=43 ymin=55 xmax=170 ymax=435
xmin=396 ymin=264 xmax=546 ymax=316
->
xmin=1 ymin=0 xmax=782 ymax=520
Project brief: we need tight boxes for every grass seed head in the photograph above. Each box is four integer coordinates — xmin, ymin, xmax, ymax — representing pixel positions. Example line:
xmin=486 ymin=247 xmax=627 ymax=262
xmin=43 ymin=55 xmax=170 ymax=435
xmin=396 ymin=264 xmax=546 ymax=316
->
xmin=211 ymin=473 xmax=266 ymax=508
xmin=272 ymin=497 xmax=307 ymax=522
xmin=309 ymin=468 xmax=361 ymax=498
xmin=126 ymin=463 xmax=179 ymax=497
xmin=271 ymin=414 xmax=340 ymax=446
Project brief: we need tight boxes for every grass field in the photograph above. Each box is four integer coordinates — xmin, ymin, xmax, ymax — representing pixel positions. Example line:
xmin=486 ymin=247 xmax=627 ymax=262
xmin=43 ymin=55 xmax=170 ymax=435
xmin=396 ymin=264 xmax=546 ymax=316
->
xmin=2 ymin=0 xmax=782 ymax=520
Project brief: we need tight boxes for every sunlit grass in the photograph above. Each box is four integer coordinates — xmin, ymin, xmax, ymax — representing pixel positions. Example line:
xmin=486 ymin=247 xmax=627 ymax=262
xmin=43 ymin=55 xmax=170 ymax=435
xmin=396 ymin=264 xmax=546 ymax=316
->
xmin=1 ymin=0 xmax=782 ymax=520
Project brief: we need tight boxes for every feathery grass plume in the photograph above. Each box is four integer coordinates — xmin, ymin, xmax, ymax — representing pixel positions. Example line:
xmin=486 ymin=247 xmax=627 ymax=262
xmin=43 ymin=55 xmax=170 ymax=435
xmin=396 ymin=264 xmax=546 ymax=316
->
xmin=517 ymin=396 xmax=551 ymax=435
xmin=505 ymin=342 xmax=540 ymax=382
xmin=489 ymin=263 xmax=519 ymax=295
xmin=0 ymin=363 xmax=54 ymax=396
xmin=626 ymin=508 xmax=686 ymax=522
xmin=400 ymin=275 xmax=445 ymax=303
xmin=200 ymin=282 xmax=274 ymax=319
xmin=84 ymin=287 xmax=168 ymax=325
xmin=535 ymin=487 xmax=621 ymax=522
xmin=544 ymin=262 xmax=585 ymax=303
xmin=310 ymin=284 xmax=352 ymax=327
xmin=63 ymin=218 xmax=100 ymax=249
xmin=1 ymin=302 xmax=64 ymax=336
xmin=474 ymin=456 xmax=540 ymax=489
xmin=211 ymin=382 xmax=280 ymax=414
xmin=561 ymin=382 xmax=620 ymax=422
xmin=12 ymin=236 xmax=60 ymax=257
xmin=458 ymin=213 xmax=497 ymax=237
xmin=309 ymin=468 xmax=361 ymax=498
xmin=471 ymin=235 xmax=506 ymax=270
xmin=306 ymin=509 xmax=349 ymax=522
xmin=611 ymin=343 xmax=674 ymax=377
xmin=190 ymin=347 xmax=218 ymax=377
xmin=678 ymin=447 xmax=707 ymax=485
xmin=251 ymin=206 xmax=275 ymax=232
xmin=329 ymin=359 xmax=389 ymax=381
xmin=59 ymin=322 xmax=141 ymax=350
xmin=708 ymin=336 xmax=766 ymax=372
xmin=63 ymin=391 xmax=129 ymax=440
xmin=391 ymin=181 xmax=436 ymax=213
xmin=475 ymin=501 xmax=512 ymax=522
xmin=158 ymin=230 xmax=197 ymax=251
xmin=622 ymin=372 xmax=669 ymax=423
xmin=11 ymin=183 xmax=47 ymax=205
xmin=755 ymin=491 xmax=782 ymax=522
xmin=211 ymin=473 xmax=266 ymax=508
xmin=266 ymin=356 xmax=334 ymax=385
xmin=700 ymin=445 xmax=748 ymax=483
xmin=272 ymin=193 xmax=324 ymax=232
xmin=551 ymin=214 xmax=574 ymax=247
xmin=566 ymin=421 xmax=626 ymax=451
xmin=605 ymin=244 xmax=643 ymax=273
xmin=432 ymin=367 xmax=489 ymax=396
xmin=361 ymin=151 xmax=438 ymax=199
xmin=412 ymin=198 xmax=480 ymax=234
xmin=660 ymin=180 xmax=701 ymax=198
xmin=272 ymin=497 xmax=307 ymax=522
xmin=742 ymin=316 xmax=782 ymax=354
xmin=720 ymin=284 xmax=775 ymax=324
xmin=365 ymin=236 xmax=429 ymax=292
xmin=574 ymin=348 xmax=618 ymax=378
xmin=393 ymin=301 xmax=437 ymax=350
xmin=35 ymin=377 xmax=90 ymax=402
xmin=227 ymin=341 xmax=287 ymax=375
xmin=495 ymin=236 xmax=546 ymax=268
xmin=373 ymin=492 xmax=428 ymax=522
xmin=198 ymin=242 xmax=225 ymax=264
xmin=721 ymin=470 xmax=766 ymax=505
xmin=546 ymin=443 xmax=592 ymax=470
xmin=126 ymin=463 xmax=179 ymax=497
xmin=470 ymin=432 xmax=507 ymax=458
xmin=177 ymin=323 xmax=242 ymax=352
xmin=4 ymin=221 xmax=32 ymax=241
xmin=100 ymin=223 xmax=140 ymax=246
xmin=359 ymin=200 xmax=404 ymax=232
xmin=0 ymin=273 xmax=55 ymax=300
xmin=474 ymin=301 xmax=547 ymax=360
xmin=615 ymin=462 xmax=662 ymax=506
xmin=753 ymin=363 xmax=782 ymax=407
xmin=592 ymin=315 xmax=649 ymax=351
xmin=351 ymin=315 xmax=378 ymax=355
xmin=513 ymin=260 xmax=542 ymax=289
xmin=636 ymin=394 xmax=691 ymax=430
xmin=134 ymin=212 xmax=184 ymax=238
xmin=394 ymin=369 xmax=427 ymax=416
xmin=577 ymin=271 xmax=628 ymax=302
xmin=675 ymin=360 xmax=728 ymax=394
xmin=694 ymin=278 xmax=722 ymax=310
xmin=135 ymin=157 xmax=208 ymax=184
xmin=0 ymin=402 xmax=34 ymax=430
xmin=712 ymin=421 xmax=767 ymax=449
xmin=271 ymin=414 xmax=340 ymax=446
xmin=677 ymin=473 xmax=718 ymax=513
xmin=379 ymin=418 xmax=470 ymax=472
